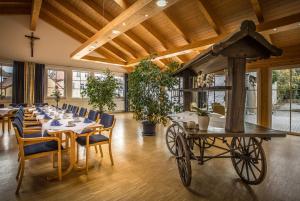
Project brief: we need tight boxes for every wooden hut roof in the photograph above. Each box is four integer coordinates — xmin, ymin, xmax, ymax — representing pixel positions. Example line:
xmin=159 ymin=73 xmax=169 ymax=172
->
xmin=175 ymin=20 xmax=283 ymax=74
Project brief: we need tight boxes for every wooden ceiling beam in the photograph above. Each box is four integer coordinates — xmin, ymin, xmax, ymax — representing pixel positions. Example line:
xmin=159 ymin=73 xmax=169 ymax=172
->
xmin=83 ymin=0 xmax=150 ymax=56
xmin=163 ymin=11 xmax=191 ymax=43
xmin=250 ymin=0 xmax=264 ymax=23
xmin=127 ymin=13 xmax=300 ymax=66
xmin=196 ymin=0 xmax=221 ymax=35
xmin=54 ymin=0 xmax=131 ymax=61
xmin=40 ymin=9 xmax=125 ymax=64
xmin=81 ymin=56 xmax=126 ymax=66
xmin=71 ymin=0 xmax=179 ymax=60
xmin=113 ymin=0 xmax=129 ymax=9
xmin=30 ymin=0 xmax=42 ymax=31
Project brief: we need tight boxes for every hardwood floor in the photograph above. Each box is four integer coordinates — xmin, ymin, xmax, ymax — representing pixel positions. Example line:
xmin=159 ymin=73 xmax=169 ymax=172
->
xmin=0 ymin=113 xmax=299 ymax=201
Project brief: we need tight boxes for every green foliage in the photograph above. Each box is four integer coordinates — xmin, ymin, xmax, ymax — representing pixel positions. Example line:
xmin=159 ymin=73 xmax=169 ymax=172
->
xmin=166 ymin=61 xmax=181 ymax=73
xmin=192 ymin=107 xmax=209 ymax=116
xmin=128 ymin=59 xmax=178 ymax=125
xmin=51 ymin=86 xmax=62 ymax=107
xmin=272 ymin=69 xmax=300 ymax=103
xmin=81 ymin=69 xmax=119 ymax=114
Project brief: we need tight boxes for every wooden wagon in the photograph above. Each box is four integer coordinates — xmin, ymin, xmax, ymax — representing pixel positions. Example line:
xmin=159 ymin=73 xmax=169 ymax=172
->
xmin=167 ymin=20 xmax=287 ymax=186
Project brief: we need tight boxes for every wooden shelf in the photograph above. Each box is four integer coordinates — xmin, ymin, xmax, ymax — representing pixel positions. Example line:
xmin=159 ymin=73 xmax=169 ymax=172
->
xmin=180 ymin=86 xmax=231 ymax=92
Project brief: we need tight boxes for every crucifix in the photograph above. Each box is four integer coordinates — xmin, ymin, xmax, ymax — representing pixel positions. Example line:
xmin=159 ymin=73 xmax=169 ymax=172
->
xmin=25 ymin=32 xmax=40 ymax=57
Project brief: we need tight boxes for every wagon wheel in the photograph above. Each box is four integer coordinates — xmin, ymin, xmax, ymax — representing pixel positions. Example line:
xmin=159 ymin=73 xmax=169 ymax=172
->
xmin=166 ymin=123 xmax=184 ymax=155
xmin=203 ymin=137 xmax=216 ymax=148
xmin=230 ymin=137 xmax=267 ymax=185
xmin=175 ymin=132 xmax=192 ymax=187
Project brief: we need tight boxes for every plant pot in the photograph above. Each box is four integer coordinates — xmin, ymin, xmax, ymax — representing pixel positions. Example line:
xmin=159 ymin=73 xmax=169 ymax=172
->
xmin=198 ymin=116 xmax=210 ymax=131
xmin=142 ymin=121 xmax=156 ymax=136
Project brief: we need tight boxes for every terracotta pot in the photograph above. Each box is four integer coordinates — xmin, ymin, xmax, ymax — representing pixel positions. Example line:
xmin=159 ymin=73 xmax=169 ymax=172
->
xmin=142 ymin=121 xmax=156 ymax=136
xmin=198 ymin=116 xmax=210 ymax=131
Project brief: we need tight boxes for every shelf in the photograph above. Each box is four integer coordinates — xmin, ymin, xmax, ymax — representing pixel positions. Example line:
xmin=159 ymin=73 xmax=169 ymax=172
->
xmin=180 ymin=86 xmax=232 ymax=92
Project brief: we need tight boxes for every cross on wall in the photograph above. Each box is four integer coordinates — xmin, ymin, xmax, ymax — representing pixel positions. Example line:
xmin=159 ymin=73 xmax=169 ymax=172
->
xmin=25 ymin=32 xmax=40 ymax=57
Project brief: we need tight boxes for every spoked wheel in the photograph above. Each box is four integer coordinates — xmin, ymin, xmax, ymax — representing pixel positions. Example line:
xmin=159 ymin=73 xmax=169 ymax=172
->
xmin=230 ymin=137 xmax=267 ymax=185
xmin=203 ymin=137 xmax=216 ymax=148
xmin=175 ymin=132 xmax=192 ymax=187
xmin=166 ymin=123 xmax=184 ymax=155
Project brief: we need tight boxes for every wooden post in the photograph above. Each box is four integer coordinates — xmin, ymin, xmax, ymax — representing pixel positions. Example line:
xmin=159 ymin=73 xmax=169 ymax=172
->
xmin=257 ymin=68 xmax=272 ymax=127
xmin=225 ymin=57 xmax=246 ymax=132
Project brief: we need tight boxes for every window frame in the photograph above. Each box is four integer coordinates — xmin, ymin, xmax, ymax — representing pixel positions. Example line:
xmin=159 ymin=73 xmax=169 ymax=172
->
xmin=0 ymin=63 xmax=13 ymax=100
xmin=72 ymin=70 xmax=90 ymax=98
xmin=46 ymin=69 xmax=66 ymax=98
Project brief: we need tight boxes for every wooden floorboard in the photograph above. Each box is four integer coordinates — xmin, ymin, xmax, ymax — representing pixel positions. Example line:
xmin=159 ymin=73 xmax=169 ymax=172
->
xmin=0 ymin=113 xmax=299 ymax=201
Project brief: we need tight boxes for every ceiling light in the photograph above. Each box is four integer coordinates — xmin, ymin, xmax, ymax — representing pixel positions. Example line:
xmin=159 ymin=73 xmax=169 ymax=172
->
xmin=273 ymin=28 xmax=277 ymax=32
xmin=145 ymin=14 xmax=149 ymax=17
xmin=122 ymin=22 xmax=126 ymax=26
xmin=156 ymin=0 xmax=168 ymax=7
xmin=112 ymin=30 xmax=121 ymax=34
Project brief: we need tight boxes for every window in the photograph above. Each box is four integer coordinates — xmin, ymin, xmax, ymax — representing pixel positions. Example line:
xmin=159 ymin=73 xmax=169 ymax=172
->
xmin=47 ymin=70 xmax=65 ymax=97
xmin=115 ymin=75 xmax=124 ymax=98
xmin=0 ymin=63 xmax=13 ymax=99
xmin=272 ymin=68 xmax=300 ymax=133
xmin=245 ymin=72 xmax=257 ymax=124
xmin=95 ymin=72 xmax=125 ymax=98
xmin=72 ymin=71 xmax=89 ymax=98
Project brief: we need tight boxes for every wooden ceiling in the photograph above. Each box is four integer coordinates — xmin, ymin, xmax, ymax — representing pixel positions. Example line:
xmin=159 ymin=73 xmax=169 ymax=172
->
xmin=1 ymin=0 xmax=300 ymax=72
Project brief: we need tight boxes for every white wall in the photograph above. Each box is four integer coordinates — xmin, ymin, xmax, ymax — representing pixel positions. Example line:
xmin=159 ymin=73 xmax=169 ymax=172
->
xmin=0 ymin=15 xmax=125 ymax=73
xmin=0 ymin=15 xmax=126 ymax=111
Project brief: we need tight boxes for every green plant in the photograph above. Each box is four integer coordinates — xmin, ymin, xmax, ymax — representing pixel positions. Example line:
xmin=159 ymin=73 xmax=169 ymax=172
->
xmin=81 ymin=69 xmax=119 ymax=114
xmin=128 ymin=58 xmax=178 ymax=125
xmin=51 ymin=85 xmax=62 ymax=107
xmin=192 ymin=107 xmax=209 ymax=116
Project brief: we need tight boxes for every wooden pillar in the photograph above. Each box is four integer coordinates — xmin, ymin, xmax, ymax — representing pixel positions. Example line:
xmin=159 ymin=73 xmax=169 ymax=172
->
xmin=257 ymin=68 xmax=272 ymax=127
xmin=225 ymin=57 xmax=246 ymax=132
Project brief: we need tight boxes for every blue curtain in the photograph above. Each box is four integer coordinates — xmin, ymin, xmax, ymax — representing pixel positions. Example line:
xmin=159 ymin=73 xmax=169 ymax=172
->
xmin=12 ymin=61 xmax=25 ymax=104
xmin=34 ymin=63 xmax=45 ymax=104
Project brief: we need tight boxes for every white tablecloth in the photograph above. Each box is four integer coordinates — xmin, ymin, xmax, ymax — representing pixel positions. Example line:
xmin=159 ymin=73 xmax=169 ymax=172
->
xmin=0 ymin=108 xmax=16 ymax=116
xmin=169 ymin=112 xmax=225 ymax=128
xmin=33 ymin=107 xmax=96 ymax=135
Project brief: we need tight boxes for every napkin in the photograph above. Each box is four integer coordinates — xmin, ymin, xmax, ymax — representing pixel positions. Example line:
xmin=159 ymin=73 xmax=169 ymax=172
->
xmin=44 ymin=114 xmax=52 ymax=120
xmin=83 ymin=118 xmax=93 ymax=123
xmin=50 ymin=120 xmax=62 ymax=126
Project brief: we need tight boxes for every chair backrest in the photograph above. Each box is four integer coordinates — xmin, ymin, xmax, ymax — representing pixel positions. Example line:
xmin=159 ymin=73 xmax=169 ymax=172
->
xmin=62 ymin=103 xmax=67 ymax=110
xmin=100 ymin=113 xmax=115 ymax=128
xmin=13 ymin=118 xmax=23 ymax=138
xmin=87 ymin=110 xmax=99 ymax=121
xmin=72 ymin=106 xmax=79 ymax=114
xmin=67 ymin=105 xmax=73 ymax=112
xmin=78 ymin=108 xmax=87 ymax=117
xmin=0 ymin=104 xmax=4 ymax=108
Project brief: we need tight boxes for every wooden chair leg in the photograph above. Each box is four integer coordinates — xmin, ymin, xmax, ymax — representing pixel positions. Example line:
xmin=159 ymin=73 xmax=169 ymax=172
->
xmin=99 ymin=145 xmax=103 ymax=157
xmin=8 ymin=118 xmax=11 ymax=133
xmin=85 ymin=146 xmax=89 ymax=174
xmin=16 ymin=161 xmax=21 ymax=180
xmin=52 ymin=153 xmax=57 ymax=168
xmin=77 ymin=144 xmax=80 ymax=163
xmin=17 ymin=153 xmax=20 ymax=162
xmin=94 ymin=146 xmax=98 ymax=153
xmin=57 ymin=151 xmax=62 ymax=181
xmin=2 ymin=119 xmax=4 ymax=133
xmin=15 ymin=160 xmax=25 ymax=194
xmin=108 ymin=143 xmax=114 ymax=166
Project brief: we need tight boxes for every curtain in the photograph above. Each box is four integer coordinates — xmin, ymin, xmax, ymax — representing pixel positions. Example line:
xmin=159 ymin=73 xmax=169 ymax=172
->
xmin=12 ymin=61 xmax=25 ymax=104
xmin=24 ymin=62 xmax=35 ymax=105
xmin=34 ymin=63 xmax=45 ymax=104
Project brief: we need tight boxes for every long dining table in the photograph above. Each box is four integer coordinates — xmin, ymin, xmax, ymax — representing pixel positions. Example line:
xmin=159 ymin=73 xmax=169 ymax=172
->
xmin=32 ymin=106 xmax=103 ymax=178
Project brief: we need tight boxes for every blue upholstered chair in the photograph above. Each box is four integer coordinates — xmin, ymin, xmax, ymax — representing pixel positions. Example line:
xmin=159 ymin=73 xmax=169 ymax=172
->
xmin=78 ymin=108 xmax=87 ymax=117
xmin=87 ymin=110 xmax=99 ymax=121
xmin=76 ymin=113 xmax=115 ymax=174
xmin=72 ymin=106 xmax=79 ymax=115
xmin=12 ymin=119 xmax=62 ymax=194
xmin=66 ymin=105 xmax=73 ymax=113
xmin=61 ymin=103 xmax=67 ymax=110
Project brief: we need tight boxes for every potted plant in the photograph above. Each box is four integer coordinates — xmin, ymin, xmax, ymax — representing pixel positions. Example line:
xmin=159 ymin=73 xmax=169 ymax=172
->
xmin=81 ymin=69 xmax=119 ymax=114
xmin=128 ymin=58 xmax=178 ymax=135
xmin=193 ymin=107 xmax=210 ymax=131
xmin=51 ymin=85 xmax=62 ymax=108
